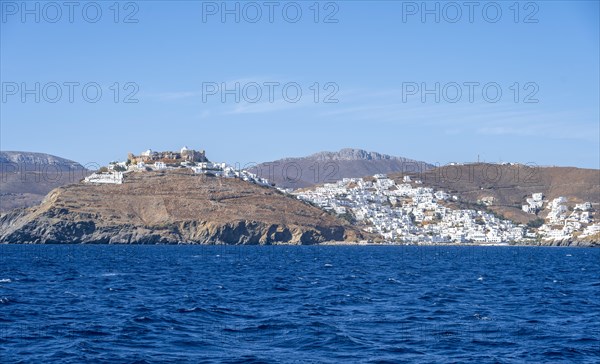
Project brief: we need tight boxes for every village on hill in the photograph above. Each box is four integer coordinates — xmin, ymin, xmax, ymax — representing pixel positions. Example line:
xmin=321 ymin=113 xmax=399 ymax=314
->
xmin=83 ymin=146 xmax=271 ymax=187
xmin=84 ymin=146 xmax=269 ymax=186
xmin=292 ymin=174 xmax=599 ymax=245
xmin=84 ymin=147 xmax=599 ymax=245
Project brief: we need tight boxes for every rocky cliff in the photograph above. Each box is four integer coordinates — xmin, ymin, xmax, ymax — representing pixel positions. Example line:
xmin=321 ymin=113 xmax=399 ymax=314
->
xmin=0 ymin=170 xmax=367 ymax=244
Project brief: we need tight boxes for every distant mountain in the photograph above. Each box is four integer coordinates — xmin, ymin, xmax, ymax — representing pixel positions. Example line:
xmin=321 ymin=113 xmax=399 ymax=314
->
xmin=250 ymin=148 xmax=434 ymax=189
xmin=0 ymin=151 xmax=89 ymax=213
xmin=0 ymin=151 xmax=85 ymax=169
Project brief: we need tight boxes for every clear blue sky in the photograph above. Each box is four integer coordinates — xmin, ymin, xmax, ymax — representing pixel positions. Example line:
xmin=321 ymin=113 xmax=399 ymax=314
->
xmin=1 ymin=1 xmax=598 ymax=168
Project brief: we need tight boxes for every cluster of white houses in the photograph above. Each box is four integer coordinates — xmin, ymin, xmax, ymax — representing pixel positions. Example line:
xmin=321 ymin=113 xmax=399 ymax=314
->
xmin=537 ymin=197 xmax=597 ymax=241
xmin=520 ymin=192 xmax=597 ymax=241
xmin=84 ymin=147 xmax=271 ymax=187
xmin=294 ymin=174 xmax=597 ymax=244
xmin=294 ymin=174 xmax=525 ymax=244
xmin=522 ymin=192 xmax=544 ymax=214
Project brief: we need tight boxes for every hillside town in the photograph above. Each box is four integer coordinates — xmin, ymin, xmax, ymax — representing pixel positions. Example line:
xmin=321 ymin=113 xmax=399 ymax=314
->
xmin=293 ymin=175 xmax=598 ymax=244
xmin=293 ymin=174 xmax=525 ymax=244
xmin=83 ymin=148 xmax=598 ymax=244
xmin=84 ymin=146 xmax=271 ymax=187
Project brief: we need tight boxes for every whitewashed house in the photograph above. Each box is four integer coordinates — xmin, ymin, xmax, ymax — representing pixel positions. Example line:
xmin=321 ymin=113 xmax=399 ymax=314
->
xmin=575 ymin=202 xmax=592 ymax=211
xmin=84 ymin=172 xmax=123 ymax=184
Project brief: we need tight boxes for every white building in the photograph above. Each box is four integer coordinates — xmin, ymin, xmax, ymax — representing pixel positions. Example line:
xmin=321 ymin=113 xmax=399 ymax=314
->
xmin=84 ymin=172 xmax=124 ymax=184
xmin=575 ymin=202 xmax=592 ymax=211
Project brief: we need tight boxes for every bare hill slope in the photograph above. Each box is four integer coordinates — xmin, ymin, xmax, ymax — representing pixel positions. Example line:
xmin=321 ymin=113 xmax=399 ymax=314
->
xmin=0 ymin=170 xmax=368 ymax=244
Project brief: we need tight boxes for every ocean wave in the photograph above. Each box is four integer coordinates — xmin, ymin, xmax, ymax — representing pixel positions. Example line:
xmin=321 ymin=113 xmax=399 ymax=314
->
xmin=0 ymin=245 xmax=597 ymax=363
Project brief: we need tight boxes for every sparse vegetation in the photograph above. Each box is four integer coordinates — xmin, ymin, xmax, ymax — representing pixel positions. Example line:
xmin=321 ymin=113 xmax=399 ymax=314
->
xmin=338 ymin=212 xmax=356 ymax=224
xmin=527 ymin=218 xmax=544 ymax=228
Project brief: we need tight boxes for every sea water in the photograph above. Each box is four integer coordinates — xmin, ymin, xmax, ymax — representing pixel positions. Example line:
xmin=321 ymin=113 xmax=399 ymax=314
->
xmin=0 ymin=245 xmax=598 ymax=363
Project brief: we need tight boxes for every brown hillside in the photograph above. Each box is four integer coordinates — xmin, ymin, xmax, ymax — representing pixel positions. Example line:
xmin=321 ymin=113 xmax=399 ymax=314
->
xmin=0 ymin=170 xmax=368 ymax=244
xmin=392 ymin=164 xmax=600 ymax=224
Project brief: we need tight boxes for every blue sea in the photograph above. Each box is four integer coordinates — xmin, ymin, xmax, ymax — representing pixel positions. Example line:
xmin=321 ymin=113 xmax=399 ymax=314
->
xmin=0 ymin=245 xmax=598 ymax=363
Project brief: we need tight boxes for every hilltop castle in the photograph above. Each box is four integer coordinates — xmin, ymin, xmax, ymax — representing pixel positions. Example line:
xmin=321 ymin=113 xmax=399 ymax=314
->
xmin=127 ymin=146 xmax=208 ymax=165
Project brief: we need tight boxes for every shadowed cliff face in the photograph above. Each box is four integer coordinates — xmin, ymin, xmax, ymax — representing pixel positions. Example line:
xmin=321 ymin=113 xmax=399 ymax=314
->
xmin=0 ymin=170 xmax=367 ymax=244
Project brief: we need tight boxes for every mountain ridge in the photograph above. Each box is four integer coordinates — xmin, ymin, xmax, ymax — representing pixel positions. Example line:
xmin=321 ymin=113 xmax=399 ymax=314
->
xmin=252 ymin=148 xmax=435 ymax=189
xmin=0 ymin=151 xmax=89 ymax=213
xmin=0 ymin=151 xmax=86 ymax=170
xmin=295 ymin=148 xmax=417 ymax=161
